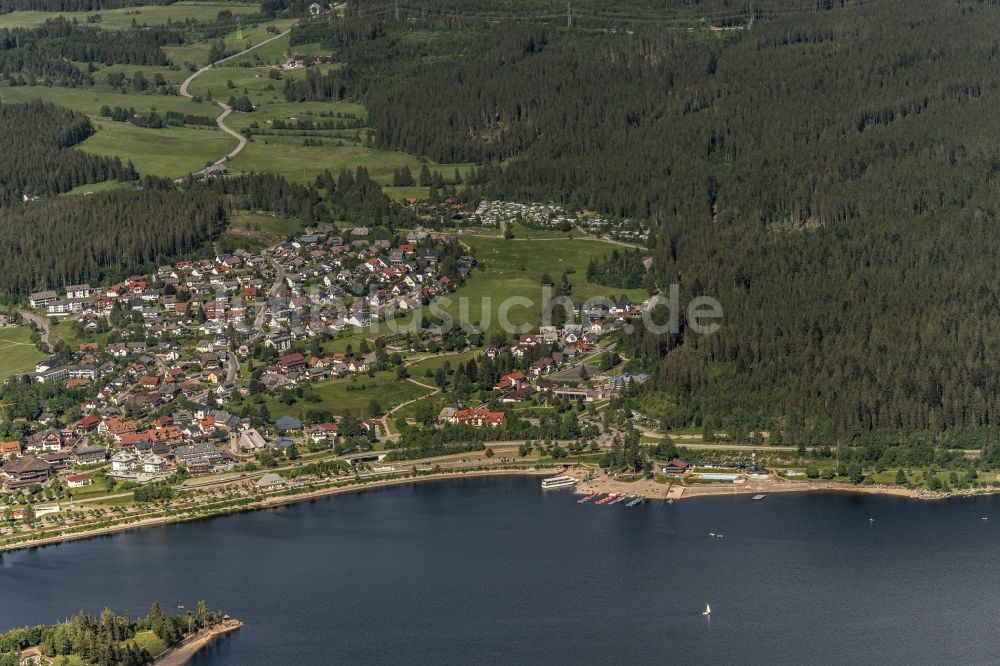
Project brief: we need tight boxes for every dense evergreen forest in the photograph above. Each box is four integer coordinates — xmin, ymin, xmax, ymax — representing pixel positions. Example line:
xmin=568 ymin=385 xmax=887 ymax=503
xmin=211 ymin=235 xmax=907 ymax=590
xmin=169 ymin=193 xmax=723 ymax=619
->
xmin=0 ymin=18 xmax=178 ymax=84
xmin=0 ymin=100 xmax=133 ymax=205
xmin=0 ymin=0 xmax=173 ymax=12
xmin=192 ymin=168 xmax=417 ymax=228
xmin=312 ymin=0 xmax=1000 ymax=442
xmin=0 ymin=602 xmax=221 ymax=666
xmin=0 ymin=187 xmax=227 ymax=296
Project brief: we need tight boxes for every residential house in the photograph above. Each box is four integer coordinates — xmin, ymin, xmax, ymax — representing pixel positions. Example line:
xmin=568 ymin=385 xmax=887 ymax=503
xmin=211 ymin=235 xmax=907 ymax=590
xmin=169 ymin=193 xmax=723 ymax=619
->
xmin=67 ymin=472 xmax=93 ymax=488
xmin=2 ymin=456 xmax=52 ymax=488
xmin=0 ymin=441 xmax=21 ymax=460
xmin=256 ymin=473 xmax=286 ymax=490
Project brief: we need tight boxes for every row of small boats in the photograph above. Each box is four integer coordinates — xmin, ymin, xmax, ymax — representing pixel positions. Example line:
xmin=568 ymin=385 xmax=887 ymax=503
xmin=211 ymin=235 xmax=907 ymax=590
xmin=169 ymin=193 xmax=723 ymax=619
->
xmin=576 ymin=492 xmax=646 ymax=507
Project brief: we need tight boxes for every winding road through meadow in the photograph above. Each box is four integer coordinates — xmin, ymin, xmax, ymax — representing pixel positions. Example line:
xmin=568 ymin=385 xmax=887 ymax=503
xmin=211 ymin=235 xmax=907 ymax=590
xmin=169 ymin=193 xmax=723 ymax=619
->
xmin=179 ymin=29 xmax=291 ymax=166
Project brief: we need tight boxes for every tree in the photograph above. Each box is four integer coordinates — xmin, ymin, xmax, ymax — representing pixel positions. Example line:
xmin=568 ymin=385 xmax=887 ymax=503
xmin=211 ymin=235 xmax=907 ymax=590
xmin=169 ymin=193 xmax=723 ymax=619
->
xmin=196 ymin=600 xmax=209 ymax=629
xmin=895 ymin=469 xmax=907 ymax=485
xmin=485 ymin=447 xmax=494 ymax=459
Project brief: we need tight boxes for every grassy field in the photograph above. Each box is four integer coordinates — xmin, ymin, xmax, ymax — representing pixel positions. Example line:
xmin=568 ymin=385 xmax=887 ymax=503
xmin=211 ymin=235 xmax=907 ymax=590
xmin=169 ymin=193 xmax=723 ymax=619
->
xmin=233 ymin=370 xmax=433 ymax=420
xmin=0 ymin=84 xmax=233 ymax=176
xmin=506 ymin=222 xmax=590 ymax=240
xmin=0 ymin=2 xmax=259 ymax=29
xmin=434 ymin=235 xmax=649 ymax=332
xmin=82 ymin=121 xmax=234 ymax=177
xmin=164 ymin=17 xmax=297 ymax=67
xmin=223 ymin=211 xmax=303 ymax=250
xmin=229 ymin=211 xmax=302 ymax=238
xmin=62 ymin=179 xmax=128 ymax=196
xmin=0 ymin=83 xmax=220 ymax=117
xmin=0 ymin=326 xmax=44 ymax=379
xmin=222 ymin=31 xmax=311 ymax=66
xmin=131 ymin=631 xmax=168 ymax=657
xmin=228 ymin=136 xmax=458 ymax=186
xmin=407 ymin=349 xmax=480 ymax=377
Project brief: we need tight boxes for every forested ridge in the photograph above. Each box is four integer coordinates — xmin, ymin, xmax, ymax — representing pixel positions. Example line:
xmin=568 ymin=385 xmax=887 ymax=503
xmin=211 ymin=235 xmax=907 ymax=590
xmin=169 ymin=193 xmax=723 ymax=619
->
xmin=0 ymin=100 xmax=133 ymax=205
xmin=0 ymin=18 xmax=178 ymax=84
xmin=0 ymin=188 xmax=228 ymax=296
xmin=0 ymin=0 xmax=174 ymax=12
xmin=316 ymin=0 xmax=1000 ymax=442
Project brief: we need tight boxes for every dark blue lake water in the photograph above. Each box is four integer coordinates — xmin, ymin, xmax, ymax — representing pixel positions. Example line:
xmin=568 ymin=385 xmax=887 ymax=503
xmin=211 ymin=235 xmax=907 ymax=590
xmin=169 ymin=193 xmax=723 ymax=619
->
xmin=2 ymin=477 xmax=998 ymax=665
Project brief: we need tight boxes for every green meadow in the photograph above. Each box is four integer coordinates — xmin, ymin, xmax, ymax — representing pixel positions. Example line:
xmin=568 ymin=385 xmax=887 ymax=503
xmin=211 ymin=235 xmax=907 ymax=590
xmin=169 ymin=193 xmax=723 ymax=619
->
xmin=434 ymin=235 xmax=649 ymax=332
xmin=0 ymin=326 xmax=44 ymax=378
xmin=228 ymin=135 xmax=472 ymax=187
xmin=407 ymin=349 xmax=481 ymax=377
xmin=0 ymin=83 xmax=218 ymax=117
xmin=81 ymin=121 xmax=234 ymax=177
xmin=0 ymin=2 xmax=260 ymax=30
xmin=236 ymin=370 xmax=434 ymax=420
xmin=0 ymin=84 xmax=234 ymax=176
xmin=230 ymin=211 xmax=302 ymax=238
xmin=164 ymin=18 xmax=297 ymax=67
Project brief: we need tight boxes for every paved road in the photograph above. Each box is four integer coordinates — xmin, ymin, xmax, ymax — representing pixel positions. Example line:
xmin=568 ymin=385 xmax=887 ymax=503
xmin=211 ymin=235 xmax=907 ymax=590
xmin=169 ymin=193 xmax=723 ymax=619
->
xmin=225 ymin=354 xmax=239 ymax=385
xmin=18 ymin=309 xmax=52 ymax=353
xmin=178 ymin=29 xmax=291 ymax=165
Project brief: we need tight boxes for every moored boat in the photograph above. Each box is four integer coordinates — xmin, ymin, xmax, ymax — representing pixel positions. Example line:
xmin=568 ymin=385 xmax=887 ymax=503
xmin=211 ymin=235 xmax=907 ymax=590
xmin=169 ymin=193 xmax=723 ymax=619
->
xmin=541 ymin=475 xmax=578 ymax=489
xmin=594 ymin=493 xmax=619 ymax=505
xmin=625 ymin=496 xmax=644 ymax=507
xmin=577 ymin=492 xmax=599 ymax=504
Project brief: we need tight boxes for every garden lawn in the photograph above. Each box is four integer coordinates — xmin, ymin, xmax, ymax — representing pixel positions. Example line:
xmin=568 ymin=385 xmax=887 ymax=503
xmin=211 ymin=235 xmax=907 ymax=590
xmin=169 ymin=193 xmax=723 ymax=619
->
xmin=244 ymin=371 xmax=433 ymax=420
xmin=438 ymin=235 xmax=649 ymax=332
xmin=0 ymin=326 xmax=44 ymax=380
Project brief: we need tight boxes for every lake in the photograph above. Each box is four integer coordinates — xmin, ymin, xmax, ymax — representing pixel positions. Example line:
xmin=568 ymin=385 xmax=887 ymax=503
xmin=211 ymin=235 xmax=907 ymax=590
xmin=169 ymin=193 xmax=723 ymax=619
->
xmin=2 ymin=477 xmax=999 ymax=664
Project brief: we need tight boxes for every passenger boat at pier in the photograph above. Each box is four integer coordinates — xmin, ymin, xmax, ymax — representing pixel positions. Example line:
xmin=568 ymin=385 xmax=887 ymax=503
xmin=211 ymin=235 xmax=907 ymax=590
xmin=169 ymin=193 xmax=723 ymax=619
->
xmin=541 ymin=475 xmax=579 ymax=489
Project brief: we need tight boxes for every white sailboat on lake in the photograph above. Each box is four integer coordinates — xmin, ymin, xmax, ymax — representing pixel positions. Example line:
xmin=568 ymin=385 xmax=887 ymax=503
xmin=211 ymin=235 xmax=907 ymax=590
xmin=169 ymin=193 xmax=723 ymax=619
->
xmin=703 ymin=604 xmax=711 ymax=616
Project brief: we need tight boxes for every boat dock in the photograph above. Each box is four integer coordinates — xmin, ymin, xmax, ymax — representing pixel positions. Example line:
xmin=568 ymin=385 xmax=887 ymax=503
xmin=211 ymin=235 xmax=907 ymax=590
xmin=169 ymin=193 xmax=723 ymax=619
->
xmin=752 ymin=494 xmax=767 ymax=501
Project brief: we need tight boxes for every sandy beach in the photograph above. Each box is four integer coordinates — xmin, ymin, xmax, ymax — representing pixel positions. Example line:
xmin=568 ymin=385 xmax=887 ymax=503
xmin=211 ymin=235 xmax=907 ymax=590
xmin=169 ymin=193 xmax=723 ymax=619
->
xmin=566 ymin=468 xmax=987 ymax=502
xmin=154 ymin=619 xmax=243 ymax=666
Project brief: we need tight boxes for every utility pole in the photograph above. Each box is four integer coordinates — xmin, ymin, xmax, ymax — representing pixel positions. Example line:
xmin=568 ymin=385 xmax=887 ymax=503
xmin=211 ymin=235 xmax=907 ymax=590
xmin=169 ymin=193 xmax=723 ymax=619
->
xmin=236 ymin=17 xmax=243 ymax=41
xmin=747 ymin=0 xmax=754 ymax=30
xmin=394 ymin=0 xmax=400 ymax=21
xmin=566 ymin=0 xmax=572 ymax=28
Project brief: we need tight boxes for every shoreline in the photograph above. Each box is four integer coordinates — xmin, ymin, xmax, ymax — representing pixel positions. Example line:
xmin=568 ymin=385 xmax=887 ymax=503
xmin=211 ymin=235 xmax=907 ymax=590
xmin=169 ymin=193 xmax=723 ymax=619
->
xmin=0 ymin=468 xmax=553 ymax=554
xmin=567 ymin=469 xmax=997 ymax=503
xmin=4 ymin=467 xmax=996 ymax=555
xmin=154 ymin=618 xmax=244 ymax=666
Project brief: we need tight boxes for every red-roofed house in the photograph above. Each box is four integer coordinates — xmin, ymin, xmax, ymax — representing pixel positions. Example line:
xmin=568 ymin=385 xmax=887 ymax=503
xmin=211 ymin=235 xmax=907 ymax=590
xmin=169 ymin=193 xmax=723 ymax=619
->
xmin=139 ymin=376 xmax=161 ymax=389
xmin=453 ymin=408 xmax=506 ymax=428
xmin=278 ymin=353 xmax=307 ymax=371
xmin=67 ymin=472 xmax=93 ymax=488
xmin=0 ymin=441 xmax=21 ymax=460
xmin=496 ymin=371 xmax=526 ymax=391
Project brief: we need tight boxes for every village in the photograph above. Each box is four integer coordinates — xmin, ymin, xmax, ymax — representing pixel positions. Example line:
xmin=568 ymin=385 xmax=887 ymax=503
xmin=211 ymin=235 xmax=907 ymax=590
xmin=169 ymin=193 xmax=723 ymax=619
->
xmin=0 ymin=218 xmax=657 ymax=528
